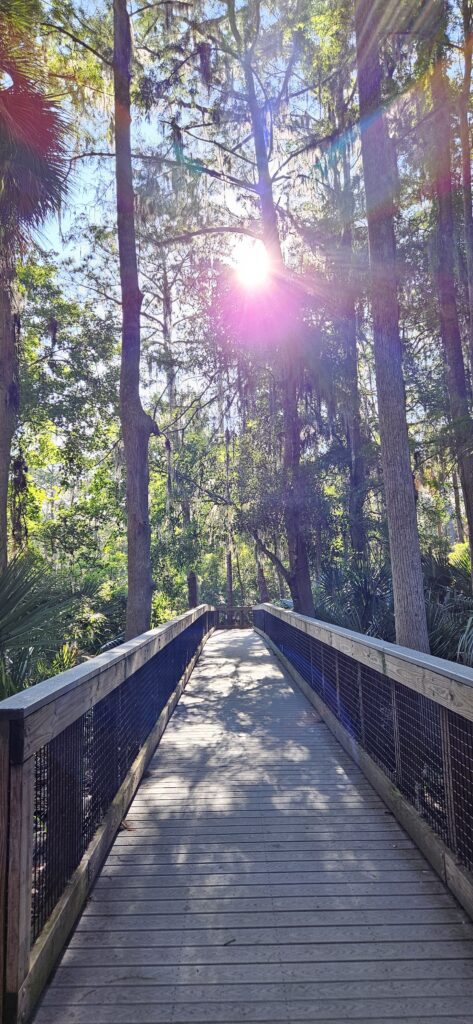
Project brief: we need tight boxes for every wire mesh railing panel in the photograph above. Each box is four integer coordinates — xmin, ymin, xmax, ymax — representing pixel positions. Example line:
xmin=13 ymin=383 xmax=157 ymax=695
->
xmin=289 ymin=629 xmax=312 ymax=686
xmin=395 ymin=684 xmax=447 ymax=842
xmin=281 ymin=621 xmax=310 ymax=683
xmin=321 ymin=642 xmax=338 ymax=716
xmin=31 ymin=613 xmax=208 ymax=944
xmin=253 ymin=607 xmax=265 ymax=633
xmin=337 ymin=651 xmax=362 ymax=742
xmin=33 ymin=717 xmax=86 ymax=942
xmin=448 ymin=709 xmax=473 ymax=871
xmin=256 ymin=609 xmax=473 ymax=882
xmin=85 ymin=696 xmax=119 ymax=849
xmin=360 ymin=665 xmax=396 ymax=780
xmin=310 ymin=635 xmax=324 ymax=700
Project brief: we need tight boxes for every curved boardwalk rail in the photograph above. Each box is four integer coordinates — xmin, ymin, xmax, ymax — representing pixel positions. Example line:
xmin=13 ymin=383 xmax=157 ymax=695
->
xmin=0 ymin=606 xmax=217 ymax=1024
xmin=33 ymin=629 xmax=473 ymax=1024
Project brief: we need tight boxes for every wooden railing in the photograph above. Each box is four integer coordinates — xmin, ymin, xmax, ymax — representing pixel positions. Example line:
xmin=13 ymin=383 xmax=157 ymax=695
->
xmin=0 ymin=605 xmax=217 ymax=1024
xmin=254 ymin=603 xmax=473 ymax=923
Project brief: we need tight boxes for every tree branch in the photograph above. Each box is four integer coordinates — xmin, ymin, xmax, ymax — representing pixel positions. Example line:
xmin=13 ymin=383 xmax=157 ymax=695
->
xmin=226 ymin=0 xmax=242 ymax=49
xmin=68 ymin=150 xmax=257 ymax=193
xmin=154 ymin=225 xmax=262 ymax=248
xmin=41 ymin=22 xmax=112 ymax=66
xmin=252 ymin=531 xmax=291 ymax=584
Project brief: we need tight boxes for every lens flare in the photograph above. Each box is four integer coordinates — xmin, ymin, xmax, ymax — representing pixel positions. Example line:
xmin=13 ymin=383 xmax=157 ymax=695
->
xmin=234 ymin=241 xmax=270 ymax=288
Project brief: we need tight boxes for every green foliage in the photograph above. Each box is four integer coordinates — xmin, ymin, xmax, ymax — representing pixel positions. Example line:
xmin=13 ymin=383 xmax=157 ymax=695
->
xmin=0 ymin=553 xmax=78 ymax=697
xmin=314 ymin=560 xmax=395 ymax=639
xmin=2 ymin=0 xmax=473 ymax=691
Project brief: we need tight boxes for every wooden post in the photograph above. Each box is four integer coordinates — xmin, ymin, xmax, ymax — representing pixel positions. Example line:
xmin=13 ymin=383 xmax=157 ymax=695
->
xmin=320 ymin=646 xmax=326 ymax=703
xmin=391 ymin=678 xmax=402 ymax=785
xmin=5 ymin=755 xmax=34 ymax=1023
xmin=335 ymin=651 xmax=341 ymax=719
xmin=440 ymin=706 xmax=458 ymax=854
xmin=358 ymin=663 xmax=366 ymax=747
xmin=0 ymin=722 xmax=9 ymax=1024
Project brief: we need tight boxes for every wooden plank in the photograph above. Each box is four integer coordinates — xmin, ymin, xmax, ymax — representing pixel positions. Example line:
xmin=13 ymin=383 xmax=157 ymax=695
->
xmin=40 ymin=976 xmax=473 ymax=1003
xmin=31 ymin=996 xmax=473 ymax=1023
xmin=93 ymin=879 xmax=445 ymax=897
xmin=104 ymin=835 xmax=415 ymax=850
xmin=86 ymin=892 xmax=448 ymax=911
xmin=65 ymin=937 xmax=473 ymax=962
xmin=100 ymin=856 xmax=425 ymax=875
xmin=103 ymin=847 xmax=418 ymax=866
xmin=51 ymin=957 xmax=473 ymax=984
xmin=79 ymin=907 xmax=465 ymax=928
xmin=71 ymin=921 xmax=473 ymax=943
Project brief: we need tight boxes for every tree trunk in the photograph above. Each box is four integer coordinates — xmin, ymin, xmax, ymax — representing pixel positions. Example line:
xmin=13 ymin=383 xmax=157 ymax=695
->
xmin=460 ymin=0 xmax=473 ymax=381
xmin=334 ymin=88 xmax=367 ymax=560
xmin=113 ymin=0 xmax=154 ymax=639
xmin=0 ymin=260 xmax=18 ymax=573
xmin=453 ymin=469 xmax=466 ymax=544
xmin=234 ymin=543 xmax=246 ymax=605
xmin=244 ymin=55 xmax=315 ymax=616
xmin=226 ymin=549 xmax=233 ymax=611
xmin=430 ymin=62 xmax=473 ymax=586
xmin=276 ymin=562 xmax=287 ymax=599
xmin=187 ymin=570 xmax=198 ymax=608
xmin=343 ymin=289 xmax=366 ymax=559
xmin=355 ymin=0 xmax=430 ymax=652
xmin=281 ymin=367 xmax=316 ymax=615
xmin=255 ymin=545 xmax=270 ymax=603
xmin=224 ymin=426 xmax=234 ymax=614
xmin=341 ymin=185 xmax=366 ymax=557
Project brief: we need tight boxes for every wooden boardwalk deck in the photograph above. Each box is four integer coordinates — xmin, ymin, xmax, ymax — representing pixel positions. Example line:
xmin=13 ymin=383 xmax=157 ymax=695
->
xmin=34 ymin=629 xmax=473 ymax=1024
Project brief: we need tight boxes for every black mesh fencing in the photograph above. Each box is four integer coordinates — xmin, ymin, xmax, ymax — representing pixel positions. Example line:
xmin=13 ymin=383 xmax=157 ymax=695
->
xmin=32 ymin=610 xmax=216 ymax=944
xmin=254 ymin=608 xmax=473 ymax=878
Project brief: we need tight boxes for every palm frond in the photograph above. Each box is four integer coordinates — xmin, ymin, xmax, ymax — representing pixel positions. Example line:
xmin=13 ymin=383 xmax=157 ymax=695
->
xmin=457 ymin=616 xmax=473 ymax=665
xmin=0 ymin=553 xmax=75 ymax=654
xmin=314 ymin=559 xmax=394 ymax=640
xmin=0 ymin=12 xmax=69 ymax=233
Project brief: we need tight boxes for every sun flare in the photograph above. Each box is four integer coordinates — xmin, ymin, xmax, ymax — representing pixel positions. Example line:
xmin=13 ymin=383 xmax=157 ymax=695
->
xmin=234 ymin=240 xmax=270 ymax=289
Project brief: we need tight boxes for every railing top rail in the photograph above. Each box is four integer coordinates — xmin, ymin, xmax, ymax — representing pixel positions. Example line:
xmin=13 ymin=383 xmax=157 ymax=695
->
xmin=0 ymin=604 xmax=213 ymax=724
xmin=255 ymin=602 xmax=473 ymax=720
xmin=216 ymin=605 xmax=252 ymax=609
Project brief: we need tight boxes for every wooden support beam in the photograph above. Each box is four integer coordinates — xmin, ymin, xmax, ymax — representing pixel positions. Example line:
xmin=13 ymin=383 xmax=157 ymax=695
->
xmin=4 ymin=757 xmax=34 ymax=1023
xmin=0 ymin=722 xmax=9 ymax=1024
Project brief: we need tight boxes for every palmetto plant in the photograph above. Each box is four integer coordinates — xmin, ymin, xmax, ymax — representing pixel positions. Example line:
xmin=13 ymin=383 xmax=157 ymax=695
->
xmin=0 ymin=553 xmax=78 ymax=699
xmin=0 ymin=0 xmax=69 ymax=233
xmin=313 ymin=560 xmax=395 ymax=640
xmin=313 ymin=552 xmax=473 ymax=667
xmin=0 ymin=47 xmax=68 ymax=232
xmin=422 ymin=549 xmax=473 ymax=665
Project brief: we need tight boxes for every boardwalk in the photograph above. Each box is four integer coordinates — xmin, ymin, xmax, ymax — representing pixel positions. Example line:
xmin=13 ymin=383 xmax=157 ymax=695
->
xmin=34 ymin=629 xmax=473 ymax=1023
